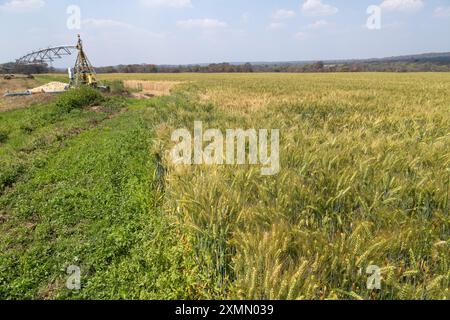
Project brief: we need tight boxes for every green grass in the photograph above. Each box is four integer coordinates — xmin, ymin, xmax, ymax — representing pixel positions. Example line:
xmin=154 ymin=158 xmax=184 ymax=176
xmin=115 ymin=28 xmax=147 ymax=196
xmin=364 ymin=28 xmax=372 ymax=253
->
xmin=33 ymin=74 xmax=69 ymax=85
xmin=0 ymin=87 xmax=124 ymax=193
xmin=0 ymin=96 xmax=207 ymax=299
xmin=1 ymin=73 xmax=449 ymax=300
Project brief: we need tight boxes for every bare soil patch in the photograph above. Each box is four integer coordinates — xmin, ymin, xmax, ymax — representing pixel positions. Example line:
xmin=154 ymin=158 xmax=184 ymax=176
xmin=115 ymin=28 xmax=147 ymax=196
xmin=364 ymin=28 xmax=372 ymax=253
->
xmin=0 ymin=77 xmax=57 ymax=112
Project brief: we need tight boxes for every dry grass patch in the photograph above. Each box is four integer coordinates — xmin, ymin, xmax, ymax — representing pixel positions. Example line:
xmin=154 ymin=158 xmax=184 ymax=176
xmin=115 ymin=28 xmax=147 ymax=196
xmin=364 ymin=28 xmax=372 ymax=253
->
xmin=123 ymin=80 xmax=182 ymax=97
xmin=1 ymin=94 xmax=55 ymax=112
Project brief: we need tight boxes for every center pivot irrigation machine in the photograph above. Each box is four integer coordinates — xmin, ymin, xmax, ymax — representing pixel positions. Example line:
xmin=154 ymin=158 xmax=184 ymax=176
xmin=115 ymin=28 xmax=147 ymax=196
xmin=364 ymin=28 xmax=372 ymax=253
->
xmin=4 ymin=35 xmax=108 ymax=96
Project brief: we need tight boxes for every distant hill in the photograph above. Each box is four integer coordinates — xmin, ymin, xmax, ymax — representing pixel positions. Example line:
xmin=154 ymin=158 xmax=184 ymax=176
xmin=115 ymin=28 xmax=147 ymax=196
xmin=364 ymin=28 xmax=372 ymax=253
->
xmin=234 ymin=52 xmax=450 ymax=66
xmin=371 ymin=52 xmax=450 ymax=63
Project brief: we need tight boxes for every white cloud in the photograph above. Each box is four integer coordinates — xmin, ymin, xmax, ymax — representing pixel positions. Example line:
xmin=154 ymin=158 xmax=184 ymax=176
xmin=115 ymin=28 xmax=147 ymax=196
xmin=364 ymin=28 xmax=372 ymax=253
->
xmin=272 ymin=9 xmax=296 ymax=20
xmin=83 ymin=19 xmax=133 ymax=29
xmin=380 ymin=0 xmax=424 ymax=12
xmin=294 ymin=31 xmax=309 ymax=40
xmin=306 ymin=19 xmax=330 ymax=29
xmin=177 ymin=18 xmax=227 ymax=29
xmin=140 ymin=0 xmax=192 ymax=9
xmin=434 ymin=6 xmax=450 ymax=17
xmin=241 ymin=13 xmax=250 ymax=24
xmin=83 ymin=19 xmax=164 ymax=38
xmin=0 ymin=0 xmax=45 ymax=13
xmin=301 ymin=0 xmax=338 ymax=17
xmin=267 ymin=22 xmax=286 ymax=30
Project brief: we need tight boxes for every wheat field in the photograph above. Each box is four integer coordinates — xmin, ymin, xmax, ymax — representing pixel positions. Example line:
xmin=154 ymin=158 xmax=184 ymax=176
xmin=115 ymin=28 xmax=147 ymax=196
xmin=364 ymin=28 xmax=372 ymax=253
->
xmin=103 ymin=73 xmax=450 ymax=299
xmin=0 ymin=73 xmax=448 ymax=299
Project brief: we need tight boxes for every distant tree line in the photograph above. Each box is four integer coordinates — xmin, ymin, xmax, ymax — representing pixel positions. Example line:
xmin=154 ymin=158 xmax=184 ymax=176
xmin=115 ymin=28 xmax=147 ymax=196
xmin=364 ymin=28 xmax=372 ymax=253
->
xmin=94 ymin=62 xmax=255 ymax=74
xmin=2 ymin=60 xmax=450 ymax=75
xmin=0 ymin=62 xmax=55 ymax=74
xmin=270 ymin=61 xmax=450 ymax=73
xmin=93 ymin=61 xmax=450 ymax=74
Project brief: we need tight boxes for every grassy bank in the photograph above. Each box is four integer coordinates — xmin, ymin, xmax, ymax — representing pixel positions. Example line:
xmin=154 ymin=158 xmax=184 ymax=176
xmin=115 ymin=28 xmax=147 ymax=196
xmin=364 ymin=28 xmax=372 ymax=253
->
xmin=0 ymin=91 xmax=205 ymax=299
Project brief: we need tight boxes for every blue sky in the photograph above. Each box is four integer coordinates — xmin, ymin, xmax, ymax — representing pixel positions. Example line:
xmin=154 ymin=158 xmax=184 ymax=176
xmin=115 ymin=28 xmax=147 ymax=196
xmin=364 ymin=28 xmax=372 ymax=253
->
xmin=1 ymin=0 xmax=449 ymax=66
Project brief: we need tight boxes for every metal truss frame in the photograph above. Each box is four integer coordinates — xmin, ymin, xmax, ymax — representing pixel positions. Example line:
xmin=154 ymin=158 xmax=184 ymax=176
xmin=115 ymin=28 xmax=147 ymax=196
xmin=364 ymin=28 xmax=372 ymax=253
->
xmin=16 ymin=46 xmax=77 ymax=65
